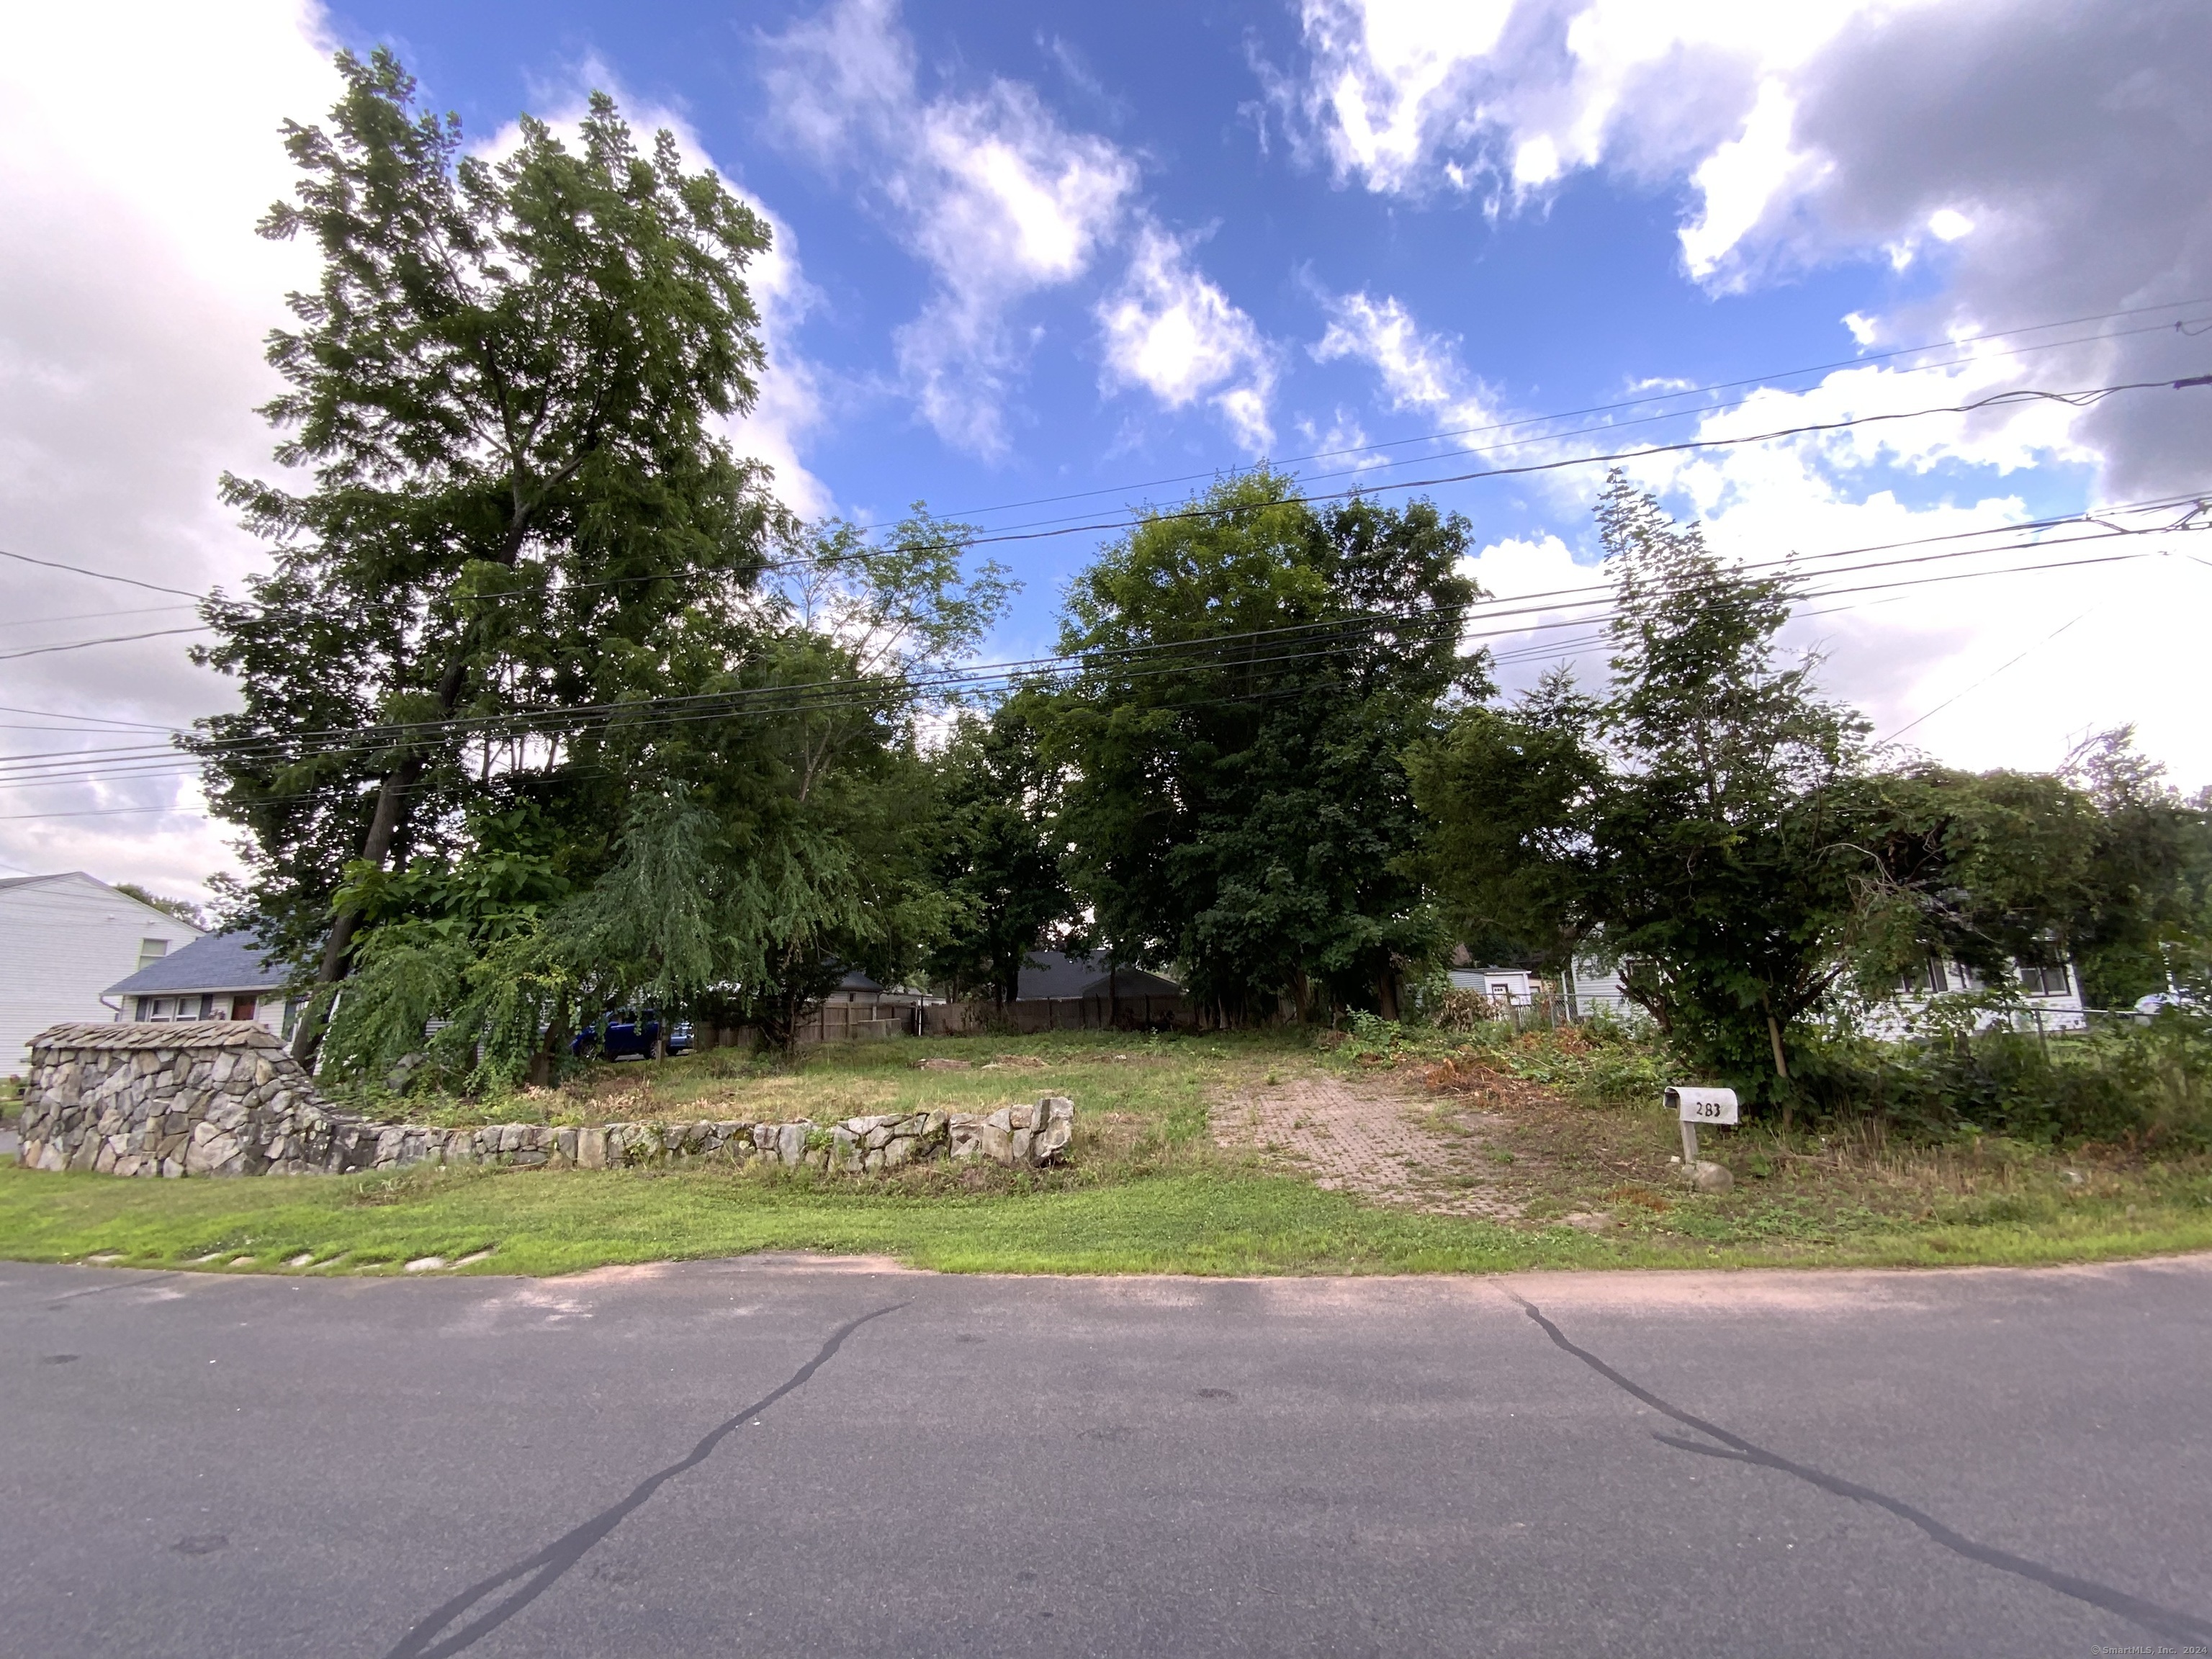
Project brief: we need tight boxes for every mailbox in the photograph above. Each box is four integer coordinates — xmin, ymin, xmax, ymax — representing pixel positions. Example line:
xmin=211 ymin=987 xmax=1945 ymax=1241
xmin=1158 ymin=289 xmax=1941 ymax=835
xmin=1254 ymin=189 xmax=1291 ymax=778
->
xmin=1666 ymin=1086 xmax=1739 ymax=1125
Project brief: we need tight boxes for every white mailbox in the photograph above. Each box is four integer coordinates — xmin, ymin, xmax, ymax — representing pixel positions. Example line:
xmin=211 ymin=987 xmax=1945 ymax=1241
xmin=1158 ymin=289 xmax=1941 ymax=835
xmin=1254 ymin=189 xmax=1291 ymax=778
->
xmin=1667 ymin=1085 xmax=1739 ymax=1174
xmin=1668 ymin=1086 xmax=1739 ymax=1125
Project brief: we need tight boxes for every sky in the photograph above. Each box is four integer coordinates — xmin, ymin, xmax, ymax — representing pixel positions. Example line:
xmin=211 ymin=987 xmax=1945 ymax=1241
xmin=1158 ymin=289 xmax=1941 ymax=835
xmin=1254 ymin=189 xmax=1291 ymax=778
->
xmin=4 ymin=0 xmax=2211 ymax=901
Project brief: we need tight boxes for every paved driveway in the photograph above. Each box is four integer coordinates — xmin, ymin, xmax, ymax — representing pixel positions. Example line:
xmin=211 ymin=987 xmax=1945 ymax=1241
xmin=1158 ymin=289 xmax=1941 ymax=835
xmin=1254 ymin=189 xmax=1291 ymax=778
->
xmin=4 ymin=1254 xmax=2208 ymax=1657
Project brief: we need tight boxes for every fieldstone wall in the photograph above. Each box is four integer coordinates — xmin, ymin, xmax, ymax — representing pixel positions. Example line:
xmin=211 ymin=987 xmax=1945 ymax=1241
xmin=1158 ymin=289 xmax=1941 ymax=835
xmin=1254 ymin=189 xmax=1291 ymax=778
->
xmin=14 ymin=1023 xmax=1073 ymax=1179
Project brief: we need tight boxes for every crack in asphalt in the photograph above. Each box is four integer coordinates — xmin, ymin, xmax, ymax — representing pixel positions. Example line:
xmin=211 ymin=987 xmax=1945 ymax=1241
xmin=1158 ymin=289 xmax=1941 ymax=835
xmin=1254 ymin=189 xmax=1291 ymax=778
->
xmin=36 ymin=1272 xmax=180 ymax=1308
xmin=382 ymin=1303 xmax=905 ymax=1659
xmin=1506 ymin=1291 xmax=2212 ymax=1646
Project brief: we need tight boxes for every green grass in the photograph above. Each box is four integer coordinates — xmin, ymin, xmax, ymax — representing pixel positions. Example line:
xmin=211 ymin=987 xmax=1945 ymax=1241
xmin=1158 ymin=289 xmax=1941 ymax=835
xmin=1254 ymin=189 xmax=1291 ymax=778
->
xmin=9 ymin=1026 xmax=2212 ymax=1278
xmin=4 ymin=1160 xmax=2211 ymax=1279
xmin=350 ymin=1028 xmax=1237 ymax=1135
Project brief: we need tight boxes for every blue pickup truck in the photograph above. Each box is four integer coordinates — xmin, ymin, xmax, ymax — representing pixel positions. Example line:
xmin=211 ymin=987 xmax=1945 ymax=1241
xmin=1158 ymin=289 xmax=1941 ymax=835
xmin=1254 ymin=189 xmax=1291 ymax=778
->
xmin=570 ymin=1010 xmax=693 ymax=1061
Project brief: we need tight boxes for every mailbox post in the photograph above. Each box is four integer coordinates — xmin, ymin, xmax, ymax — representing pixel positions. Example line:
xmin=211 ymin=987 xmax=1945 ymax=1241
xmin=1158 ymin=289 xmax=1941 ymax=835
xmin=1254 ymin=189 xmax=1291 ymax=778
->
xmin=1666 ymin=1085 xmax=1739 ymax=1167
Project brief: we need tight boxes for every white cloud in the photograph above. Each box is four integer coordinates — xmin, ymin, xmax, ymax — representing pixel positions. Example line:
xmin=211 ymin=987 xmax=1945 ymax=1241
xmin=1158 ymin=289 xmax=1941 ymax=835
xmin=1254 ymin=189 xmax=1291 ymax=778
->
xmin=0 ymin=0 xmax=342 ymax=896
xmin=1310 ymin=290 xmax=1498 ymax=427
xmin=1298 ymin=0 xmax=1517 ymax=192
xmin=0 ymin=11 xmax=837 ymax=895
xmin=1097 ymin=225 xmax=1277 ymax=450
xmin=1282 ymin=0 xmax=2212 ymax=496
xmin=1280 ymin=0 xmax=2212 ymax=783
xmin=764 ymin=0 xmax=1138 ymax=454
xmin=1462 ymin=351 xmax=2212 ymax=785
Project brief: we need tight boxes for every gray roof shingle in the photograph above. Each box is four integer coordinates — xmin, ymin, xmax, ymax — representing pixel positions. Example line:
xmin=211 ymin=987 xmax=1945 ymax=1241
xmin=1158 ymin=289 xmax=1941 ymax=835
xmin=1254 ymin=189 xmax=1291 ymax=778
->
xmin=106 ymin=930 xmax=287 ymax=997
xmin=1015 ymin=950 xmax=1182 ymax=1000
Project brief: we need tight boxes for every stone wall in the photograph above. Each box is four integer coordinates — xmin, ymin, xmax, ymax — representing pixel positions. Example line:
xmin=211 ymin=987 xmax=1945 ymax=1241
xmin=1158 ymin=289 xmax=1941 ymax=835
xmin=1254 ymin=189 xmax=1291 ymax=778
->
xmin=14 ymin=1022 xmax=1073 ymax=1179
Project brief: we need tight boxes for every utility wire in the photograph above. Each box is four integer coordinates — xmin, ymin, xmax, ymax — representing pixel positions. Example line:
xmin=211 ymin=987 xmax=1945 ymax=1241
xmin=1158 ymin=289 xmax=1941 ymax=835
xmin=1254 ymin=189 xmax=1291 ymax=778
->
xmin=938 ymin=298 xmax=2212 ymax=520
xmin=1 ymin=526 xmax=2196 ymax=797
xmin=9 ymin=480 xmax=2202 ymax=787
xmin=6 ymin=334 xmax=2208 ymax=627
xmin=0 ymin=508 xmax=2196 ymax=780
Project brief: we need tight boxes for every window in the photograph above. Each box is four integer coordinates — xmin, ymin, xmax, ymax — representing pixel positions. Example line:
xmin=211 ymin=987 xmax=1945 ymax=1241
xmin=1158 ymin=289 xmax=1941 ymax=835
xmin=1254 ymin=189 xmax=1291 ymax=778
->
xmin=138 ymin=938 xmax=168 ymax=969
xmin=147 ymin=997 xmax=172 ymax=1021
xmin=231 ymin=995 xmax=256 ymax=1022
xmin=1899 ymin=955 xmax=1948 ymax=997
xmin=2018 ymin=961 xmax=2071 ymax=998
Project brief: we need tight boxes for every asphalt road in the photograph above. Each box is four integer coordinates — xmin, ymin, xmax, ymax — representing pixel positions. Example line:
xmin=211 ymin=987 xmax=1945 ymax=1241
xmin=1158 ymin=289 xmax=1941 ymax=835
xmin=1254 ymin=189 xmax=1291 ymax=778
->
xmin=4 ymin=1254 xmax=2208 ymax=1658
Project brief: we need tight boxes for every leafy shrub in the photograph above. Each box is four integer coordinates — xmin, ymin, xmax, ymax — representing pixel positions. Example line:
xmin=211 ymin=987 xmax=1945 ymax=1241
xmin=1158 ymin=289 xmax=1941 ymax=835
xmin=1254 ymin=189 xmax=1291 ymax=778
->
xmin=1794 ymin=1014 xmax=2212 ymax=1149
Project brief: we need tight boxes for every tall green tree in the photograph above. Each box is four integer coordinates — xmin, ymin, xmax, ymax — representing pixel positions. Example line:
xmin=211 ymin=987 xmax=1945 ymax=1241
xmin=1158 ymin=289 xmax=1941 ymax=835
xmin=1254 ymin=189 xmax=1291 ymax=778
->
xmin=190 ymin=48 xmax=780 ymax=1058
xmin=2064 ymin=728 xmax=2212 ymax=1004
xmin=1413 ymin=473 xmax=1867 ymax=1099
xmin=922 ymin=703 xmax=1080 ymax=1006
xmin=1035 ymin=472 xmax=1485 ymax=1023
xmin=313 ymin=512 xmax=1008 ymax=1081
xmin=1840 ymin=763 xmax=2101 ymax=1000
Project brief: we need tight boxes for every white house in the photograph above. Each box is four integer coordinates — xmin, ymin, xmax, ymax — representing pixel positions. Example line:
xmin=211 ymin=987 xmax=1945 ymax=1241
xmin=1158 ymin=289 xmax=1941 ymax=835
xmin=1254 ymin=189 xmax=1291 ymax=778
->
xmin=104 ymin=929 xmax=300 ymax=1039
xmin=1560 ymin=951 xmax=2088 ymax=1034
xmin=1874 ymin=951 xmax=2090 ymax=1036
xmin=0 ymin=873 xmax=205 ymax=1074
xmin=1447 ymin=964 xmax=1542 ymax=1005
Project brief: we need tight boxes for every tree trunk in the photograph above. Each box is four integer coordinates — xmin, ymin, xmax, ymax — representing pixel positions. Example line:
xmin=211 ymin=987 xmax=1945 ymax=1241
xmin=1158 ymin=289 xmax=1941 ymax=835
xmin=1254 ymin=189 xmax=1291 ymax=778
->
xmin=290 ymin=649 xmax=473 ymax=1065
xmin=288 ymin=756 xmax=417 ymax=1064
xmin=1766 ymin=1004 xmax=1792 ymax=1134
xmin=1376 ymin=965 xmax=1400 ymax=1022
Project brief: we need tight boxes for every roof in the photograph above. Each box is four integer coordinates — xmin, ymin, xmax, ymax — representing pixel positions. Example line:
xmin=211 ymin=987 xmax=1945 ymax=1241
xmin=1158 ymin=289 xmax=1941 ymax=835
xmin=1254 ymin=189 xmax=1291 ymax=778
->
xmin=107 ymin=930 xmax=287 ymax=997
xmin=30 ymin=1021 xmax=284 ymax=1053
xmin=0 ymin=871 xmax=207 ymax=928
xmin=837 ymin=968 xmax=884 ymax=992
xmin=1016 ymin=950 xmax=1182 ymax=1001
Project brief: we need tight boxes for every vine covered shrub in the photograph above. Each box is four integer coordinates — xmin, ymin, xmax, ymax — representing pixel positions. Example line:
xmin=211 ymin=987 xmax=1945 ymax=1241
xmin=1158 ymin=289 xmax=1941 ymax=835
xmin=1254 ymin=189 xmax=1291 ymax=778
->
xmin=1799 ymin=1015 xmax=2212 ymax=1149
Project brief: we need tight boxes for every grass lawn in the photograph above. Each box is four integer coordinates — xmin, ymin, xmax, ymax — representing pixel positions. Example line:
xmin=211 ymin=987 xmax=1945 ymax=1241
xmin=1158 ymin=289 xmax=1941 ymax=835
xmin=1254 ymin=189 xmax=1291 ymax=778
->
xmin=4 ymin=1028 xmax=2210 ymax=1277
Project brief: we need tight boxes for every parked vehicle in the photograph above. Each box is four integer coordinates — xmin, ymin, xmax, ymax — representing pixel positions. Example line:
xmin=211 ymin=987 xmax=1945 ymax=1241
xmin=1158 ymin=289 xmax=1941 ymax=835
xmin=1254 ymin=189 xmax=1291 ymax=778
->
xmin=571 ymin=1010 xmax=691 ymax=1060
xmin=2134 ymin=989 xmax=2204 ymax=1023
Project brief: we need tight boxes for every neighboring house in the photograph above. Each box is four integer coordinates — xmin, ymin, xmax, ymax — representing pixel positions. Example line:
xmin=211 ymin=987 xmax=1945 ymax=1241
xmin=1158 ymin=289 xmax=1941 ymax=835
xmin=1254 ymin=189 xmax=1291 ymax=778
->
xmin=1876 ymin=951 xmax=2089 ymax=1036
xmin=0 ymin=872 xmax=206 ymax=1074
xmin=1017 ymin=950 xmax=1183 ymax=1004
xmin=821 ymin=968 xmax=930 ymax=1010
xmin=104 ymin=929 xmax=300 ymax=1039
xmin=1560 ymin=953 xmax=2088 ymax=1034
xmin=799 ymin=969 xmax=933 ymax=1043
xmin=1563 ymin=958 xmax=1645 ymax=1023
xmin=1446 ymin=948 xmax=1544 ymax=1006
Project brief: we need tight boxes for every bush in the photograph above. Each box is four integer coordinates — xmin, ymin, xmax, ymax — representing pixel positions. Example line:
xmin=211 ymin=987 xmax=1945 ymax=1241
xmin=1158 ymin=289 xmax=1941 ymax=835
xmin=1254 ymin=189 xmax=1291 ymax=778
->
xmin=1794 ymin=1015 xmax=2212 ymax=1150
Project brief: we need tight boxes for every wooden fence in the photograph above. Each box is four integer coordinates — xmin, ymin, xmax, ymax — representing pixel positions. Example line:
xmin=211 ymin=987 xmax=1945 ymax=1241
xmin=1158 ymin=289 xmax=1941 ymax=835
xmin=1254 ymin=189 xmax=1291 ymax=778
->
xmin=796 ymin=1002 xmax=922 ymax=1043
xmin=920 ymin=995 xmax=1195 ymax=1038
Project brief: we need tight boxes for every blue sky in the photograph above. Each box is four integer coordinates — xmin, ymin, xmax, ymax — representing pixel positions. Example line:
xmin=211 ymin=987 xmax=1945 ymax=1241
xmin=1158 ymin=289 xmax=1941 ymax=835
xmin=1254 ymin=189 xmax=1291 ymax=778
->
xmin=3 ymin=0 xmax=2210 ymax=895
xmin=325 ymin=0 xmax=1936 ymax=567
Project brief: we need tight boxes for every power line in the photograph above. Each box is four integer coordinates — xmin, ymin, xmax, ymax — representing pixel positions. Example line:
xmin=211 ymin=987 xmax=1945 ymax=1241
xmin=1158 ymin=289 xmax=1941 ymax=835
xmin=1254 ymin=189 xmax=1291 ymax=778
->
xmin=935 ymin=297 xmax=2212 ymax=521
xmin=0 ymin=603 xmax=198 ymax=634
xmin=0 ymin=505 xmax=2196 ymax=781
xmin=0 ymin=545 xmax=204 ymax=599
xmin=0 ymin=625 xmax=212 ymax=664
xmin=6 ymin=295 xmax=2208 ymax=621
xmin=960 ymin=313 xmax=2212 ymax=539
xmin=0 ymin=522 xmax=2197 ymax=798
xmin=1879 ymin=611 xmax=2098 ymax=746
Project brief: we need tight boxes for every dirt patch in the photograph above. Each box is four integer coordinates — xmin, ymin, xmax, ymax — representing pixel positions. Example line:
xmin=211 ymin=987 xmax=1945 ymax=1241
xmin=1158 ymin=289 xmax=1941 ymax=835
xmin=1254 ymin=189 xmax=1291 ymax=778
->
xmin=1213 ymin=1069 xmax=1528 ymax=1220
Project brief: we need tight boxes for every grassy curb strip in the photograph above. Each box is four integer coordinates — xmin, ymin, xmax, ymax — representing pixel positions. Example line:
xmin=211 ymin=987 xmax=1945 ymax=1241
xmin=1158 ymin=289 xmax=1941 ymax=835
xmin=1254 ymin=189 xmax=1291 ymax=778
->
xmin=5 ymin=1029 xmax=2210 ymax=1277
xmin=1 ymin=1164 xmax=2209 ymax=1277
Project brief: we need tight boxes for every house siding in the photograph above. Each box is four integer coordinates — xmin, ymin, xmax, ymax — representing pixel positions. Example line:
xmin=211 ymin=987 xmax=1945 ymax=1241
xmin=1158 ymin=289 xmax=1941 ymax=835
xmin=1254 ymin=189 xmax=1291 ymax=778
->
xmin=0 ymin=874 xmax=204 ymax=1074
